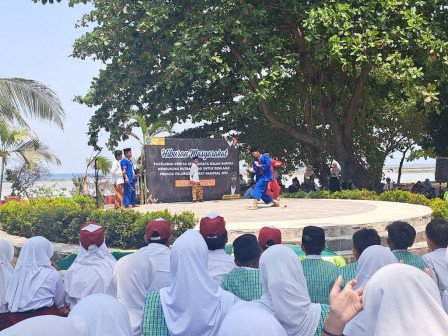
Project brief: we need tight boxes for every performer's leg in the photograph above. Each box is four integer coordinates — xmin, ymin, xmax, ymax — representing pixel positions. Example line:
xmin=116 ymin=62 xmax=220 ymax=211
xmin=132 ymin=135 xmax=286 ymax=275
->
xmin=197 ymin=184 xmax=204 ymax=202
xmin=123 ymin=184 xmax=131 ymax=207
xmin=114 ymin=183 xmax=123 ymax=209
xmin=271 ymin=180 xmax=281 ymax=200
xmin=249 ymin=180 xmax=264 ymax=209
xmin=131 ymin=182 xmax=137 ymax=206
xmin=192 ymin=183 xmax=197 ymax=202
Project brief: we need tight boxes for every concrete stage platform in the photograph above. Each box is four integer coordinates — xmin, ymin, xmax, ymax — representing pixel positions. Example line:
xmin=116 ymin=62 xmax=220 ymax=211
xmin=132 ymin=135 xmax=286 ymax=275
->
xmin=137 ymin=199 xmax=432 ymax=256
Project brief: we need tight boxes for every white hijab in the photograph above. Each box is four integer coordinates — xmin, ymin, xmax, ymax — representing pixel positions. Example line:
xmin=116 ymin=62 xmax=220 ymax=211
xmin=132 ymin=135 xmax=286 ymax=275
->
xmin=107 ymin=253 xmax=155 ymax=336
xmin=218 ymin=301 xmax=286 ymax=336
xmin=0 ymin=315 xmax=89 ymax=336
xmin=256 ymin=244 xmax=321 ymax=336
xmin=69 ymin=293 xmax=132 ymax=336
xmin=159 ymin=229 xmax=238 ymax=336
xmin=0 ymin=239 xmax=14 ymax=312
xmin=64 ymin=242 xmax=116 ymax=302
xmin=5 ymin=236 xmax=54 ymax=312
xmin=363 ymin=264 xmax=448 ymax=335
xmin=353 ymin=245 xmax=398 ymax=289
xmin=344 ymin=245 xmax=398 ymax=336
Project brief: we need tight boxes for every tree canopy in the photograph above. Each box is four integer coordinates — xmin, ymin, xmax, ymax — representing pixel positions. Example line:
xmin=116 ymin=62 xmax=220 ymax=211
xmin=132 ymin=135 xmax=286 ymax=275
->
xmin=59 ymin=0 xmax=448 ymax=185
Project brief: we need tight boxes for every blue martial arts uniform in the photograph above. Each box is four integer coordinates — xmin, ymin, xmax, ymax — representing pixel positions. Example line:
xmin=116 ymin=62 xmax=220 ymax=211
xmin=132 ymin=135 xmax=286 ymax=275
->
xmin=251 ymin=154 xmax=273 ymax=204
xmin=121 ymin=158 xmax=136 ymax=206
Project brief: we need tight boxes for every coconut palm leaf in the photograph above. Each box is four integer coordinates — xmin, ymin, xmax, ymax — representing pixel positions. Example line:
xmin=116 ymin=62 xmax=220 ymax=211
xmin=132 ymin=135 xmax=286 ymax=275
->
xmin=13 ymin=138 xmax=61 ymax=168
xmin=0 ymin=78 xmax=65 ymax=129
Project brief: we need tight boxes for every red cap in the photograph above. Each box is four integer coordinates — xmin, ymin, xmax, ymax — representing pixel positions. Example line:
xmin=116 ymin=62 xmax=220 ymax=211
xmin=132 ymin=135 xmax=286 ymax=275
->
xmin=200 ymin=213 xmax=226 ymax=238
xmin=80 ymin=222 xmax=105 ymax=250
xmin=258 ymin=226 xmax=282 ymax=248
xmin=146 ymin=218 xmax=173 ymax=241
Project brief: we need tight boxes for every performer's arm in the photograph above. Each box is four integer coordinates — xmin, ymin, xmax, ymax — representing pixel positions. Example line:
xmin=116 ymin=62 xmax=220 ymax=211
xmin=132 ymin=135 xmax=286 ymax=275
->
xmin=121 ymin=160 xmax=129 ymax=183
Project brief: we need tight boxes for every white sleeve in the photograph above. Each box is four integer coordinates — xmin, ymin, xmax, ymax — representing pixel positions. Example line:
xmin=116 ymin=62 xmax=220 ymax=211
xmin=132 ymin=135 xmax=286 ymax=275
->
xmin=189 ymin=165 xmax=194 ymax=180
xmin=53 ymin=274 xmax=66 ymax=308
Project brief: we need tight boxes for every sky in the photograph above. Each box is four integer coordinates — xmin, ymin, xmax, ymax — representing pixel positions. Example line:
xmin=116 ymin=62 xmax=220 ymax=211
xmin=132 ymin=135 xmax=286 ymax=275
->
xmin=0 ymin=0 xmax=435 ymax=174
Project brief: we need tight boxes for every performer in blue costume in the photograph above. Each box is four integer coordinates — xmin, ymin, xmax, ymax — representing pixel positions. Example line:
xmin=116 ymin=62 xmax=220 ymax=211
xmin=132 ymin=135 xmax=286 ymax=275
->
xmin=249 ymin=146 xmax=280 ymax=210
xmin=121 ymin=148 xmax=137 ymax=208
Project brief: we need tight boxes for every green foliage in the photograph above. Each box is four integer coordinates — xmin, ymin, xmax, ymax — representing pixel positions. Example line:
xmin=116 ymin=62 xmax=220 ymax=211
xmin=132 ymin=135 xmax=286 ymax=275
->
xmin=0 ymin=197 xmax=196 ymax=249
xmin=378 ymin=190 xmax=431 ymax=206
xmin=429 ymin=198 xmax=448 ymax=220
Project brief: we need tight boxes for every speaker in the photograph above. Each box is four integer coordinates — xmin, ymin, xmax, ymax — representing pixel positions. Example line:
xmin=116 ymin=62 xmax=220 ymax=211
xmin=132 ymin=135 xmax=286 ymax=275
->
xmin=435 ymin=157 xmax=448 ymax=182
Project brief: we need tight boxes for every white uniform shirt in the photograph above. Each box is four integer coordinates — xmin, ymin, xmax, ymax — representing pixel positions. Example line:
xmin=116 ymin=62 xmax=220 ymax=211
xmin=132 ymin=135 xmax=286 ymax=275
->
xmin=383 ymin=182 xmax=394 ymax=191
xmin=189 ymin=163 xmax=200 ymax=183
xmin=135 ymin=243 xmax=171 ymax=291
xmin=207 ymin=249 xmax=236 ymax=285
xmin=111 ymin=160 xmax=124 ymax=185
xmin=18 ymin=269 xmax=65 ymax=312
xmin=423 ymin=248 xmax=448 ymax=294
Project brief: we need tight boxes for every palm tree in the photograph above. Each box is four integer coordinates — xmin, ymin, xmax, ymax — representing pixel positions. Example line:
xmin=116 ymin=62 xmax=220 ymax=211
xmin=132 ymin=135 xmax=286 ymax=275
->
xmin=0 ymin=78 xmax=65 ymax=129
xmin=0 ymin=123 xmax=61 ymax=199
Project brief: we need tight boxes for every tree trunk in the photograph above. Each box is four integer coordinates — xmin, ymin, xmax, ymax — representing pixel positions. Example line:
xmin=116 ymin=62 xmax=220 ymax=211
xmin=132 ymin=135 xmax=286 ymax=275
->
xmin=335 ymin=145 xmax=371 ymax=189
xmin=0 ymin=159 xmax=5 ymax=200
xmin=397 ymin=145 xmax=411 ymax=186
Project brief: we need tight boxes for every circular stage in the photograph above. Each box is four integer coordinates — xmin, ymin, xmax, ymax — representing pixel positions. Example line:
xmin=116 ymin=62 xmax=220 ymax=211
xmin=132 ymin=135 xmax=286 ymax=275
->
xmin=137 ymin=199 xmax=432 ymax=254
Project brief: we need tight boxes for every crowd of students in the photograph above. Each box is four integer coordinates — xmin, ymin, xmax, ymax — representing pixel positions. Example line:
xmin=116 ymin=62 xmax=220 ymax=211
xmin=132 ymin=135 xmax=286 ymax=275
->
xmin=0 ymin=215 xmax=447 ymax=335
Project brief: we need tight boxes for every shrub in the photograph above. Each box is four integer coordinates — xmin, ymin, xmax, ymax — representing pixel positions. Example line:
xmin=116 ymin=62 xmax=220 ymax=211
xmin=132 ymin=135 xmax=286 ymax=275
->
xmin=0 ymin=197 xmax=197 ymax=249
xmin=378 ymin=190 xmax=431 ymax=206
xmin=429 ymin=198 xmax=448 ymax=219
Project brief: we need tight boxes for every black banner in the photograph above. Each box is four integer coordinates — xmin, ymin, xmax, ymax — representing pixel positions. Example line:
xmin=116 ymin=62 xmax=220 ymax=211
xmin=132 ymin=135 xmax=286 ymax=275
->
xmin=145 ymin=137 xmax=240 ymax=202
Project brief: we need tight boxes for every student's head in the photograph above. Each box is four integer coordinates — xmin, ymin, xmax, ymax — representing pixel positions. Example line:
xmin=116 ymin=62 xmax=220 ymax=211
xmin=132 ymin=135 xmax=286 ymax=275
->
xmin=144 ymin=218 xmax=174 ymax=246
xmin=250 ymin=146 xmax=261 ymax=159
xmin=386 ymin=221 xmax=416 ymax=251
xmin=258 ymin=226 xmax=282 ymax=251
xmin=386 ymin=177 xmax=391 ymax=183
xmin=425 ymin=218 xmax=448 ymax=251
xmin=233 ymin=234 xmax=262 ymax=268
xmin=352 ymin=228 xmax=381 ymax=259
xmin=114 ymin=150 xmax=123 ymax=161
xmin=306 ymin=164 xmax=313 ymax=171
xmin=292 ymin=177 xmax=299 ymax=186
xmin=199 ymin=213 xmax=228 ymax=250
xmin=80 ymin=222 xmax=105 ymax=250
xmin=301 ymin=226 xmax=325 ymax=255
xmin=123 ymin=148 xmax=132 ymax=159
xmin=192 ymin=156 xmax=199 ymax=165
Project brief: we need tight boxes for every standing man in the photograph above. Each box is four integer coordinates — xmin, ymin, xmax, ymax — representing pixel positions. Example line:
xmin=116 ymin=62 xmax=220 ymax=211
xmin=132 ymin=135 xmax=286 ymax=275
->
xmin=189 ymin=156 xmax=204 ymax=202
xmin=121 ymin=148 xmax=137 ymax=208
xmin=111 ymin=150 xmax=124 ymax=210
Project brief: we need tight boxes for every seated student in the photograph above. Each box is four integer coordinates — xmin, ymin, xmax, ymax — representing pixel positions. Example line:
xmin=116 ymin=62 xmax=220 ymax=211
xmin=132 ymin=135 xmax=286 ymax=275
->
xmin=339 ymin=228 xmax=381 ymax=285
xmin=107 ymin=254 xmax=155 ymax=336
xmin=386 ymin=221 xmax=425 ymax=270
xmin=0 ymin=239 xmax=14 ymax=331
xmin=200 ymin=213 xmax=236 ymax=284
xmin=422 ymin=218 xmax=448 ymax=295
xmin=64 ymin=223 xmax=116 ymax=309
xmin=0 ymin=315 xmax=89 ymax=336
xmin=5 ymin=237 xmax=65 ymax=326
xmin=287 ymin=177 xmax=300 ymax=193
xmin=141 ymin=230 xmax=239 ymax=336
xmin=69 ymin=294 xmax=132 ymax=336
xmin=134 ymin=218 xmax=173 ymax=291
xmin=258 ymin=226 xmax=282 ymax=252
xmin=221 ymin=234 xmax=262 ymax=301
xmin=300 ymin=226 xmax=337 ymax=305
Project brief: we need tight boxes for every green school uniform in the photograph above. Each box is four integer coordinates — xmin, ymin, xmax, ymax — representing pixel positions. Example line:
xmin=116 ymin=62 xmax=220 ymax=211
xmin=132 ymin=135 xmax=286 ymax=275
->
xmin=221 ymin=267 xmax=263 ymax=301
xmin=301 ymin=256 xmax=338 ymax=305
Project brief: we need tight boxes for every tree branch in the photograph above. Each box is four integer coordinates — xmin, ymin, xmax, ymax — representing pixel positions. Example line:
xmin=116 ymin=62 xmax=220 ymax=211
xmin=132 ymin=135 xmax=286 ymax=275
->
xmin=344 ymin=66 xmax=370 ymax=136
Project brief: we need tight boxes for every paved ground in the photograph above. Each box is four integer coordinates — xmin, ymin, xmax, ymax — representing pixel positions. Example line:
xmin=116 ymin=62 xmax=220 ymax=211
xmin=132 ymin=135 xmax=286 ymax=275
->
xmin=136 ymin=198 xmax=432 ymax=230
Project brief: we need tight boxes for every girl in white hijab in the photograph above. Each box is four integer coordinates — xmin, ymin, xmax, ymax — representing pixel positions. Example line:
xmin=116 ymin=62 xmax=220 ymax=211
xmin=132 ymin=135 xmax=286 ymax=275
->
xmin=0 ymin=239 xmax=14 ymax=314
xmin=218 ymin=301 xmax=286 ymax=336
xmin=362 ymin=263 xmax=448 ymax=335
xmin=142 ymin=229 xmax=239 ymax=336
xmin=69 ymin=293 xmax=132 ymax=336
xmin=255 ymin=244 xmax=324 ymax=336
xmin=344 ymin=245 xmax=398 ymax=335
xmin=5 ymin=237 xmax=65 ymax=319
xmin=107 ymin=253 xmax=155 ymax=336
xmin=0 ymin=315 xmax=88 ymax=336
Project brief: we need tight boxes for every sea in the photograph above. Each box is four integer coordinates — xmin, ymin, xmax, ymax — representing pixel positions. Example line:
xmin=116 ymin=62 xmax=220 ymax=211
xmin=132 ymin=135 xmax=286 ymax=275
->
xmin=0 ymin=164 xmax=438 ymax=198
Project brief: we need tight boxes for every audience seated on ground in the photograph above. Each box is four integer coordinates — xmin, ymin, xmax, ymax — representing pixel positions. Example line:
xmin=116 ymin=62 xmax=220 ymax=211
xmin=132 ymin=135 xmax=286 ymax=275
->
xmin=0 ymin=315 xmax=89 ymax=336
xmin=0 ymin=239 xmax=14 ymax=331
xmin=255 ymin=244 xmax=330 ymax=336
xmin=300 ymin=226 xmax=337 ymax=305
xmin=221 ymin=234 xmax=262 ymax=301
xmin=141 ymin=229 xmax=239 ymax=336
xmin=422 ymin=218 xmax=448 ymax=295
xmin=343 ymin=245 xmax=398 ymax=336
xmin=64 ymin=222 xmax=116 ymax=309
xmin=258 ymin=226 xmax=282 ymax=251
xmin=339 ymin=228 xmax=381 ymax=285
xmin=386 ymin=221 xmax=425 ymax=269
xmin=200 ymin=213 xmax=236 ymax=284
xmin=133 ymin=218 xmax=173 ymax=291
xmin=287 ymin=177 xmax=300 ymax=193
xmin=5 ymin=236 xmax=65 ymax=326
xmin=69 ymin=293 xmax=132 ymax=336
xmin=218 ymin=301 xmax=286 ymax=336
xmin=107 ymin=253 xmax=155 ymax=336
